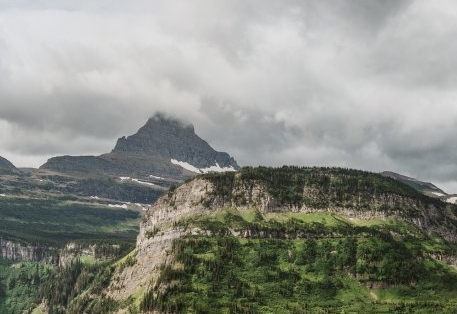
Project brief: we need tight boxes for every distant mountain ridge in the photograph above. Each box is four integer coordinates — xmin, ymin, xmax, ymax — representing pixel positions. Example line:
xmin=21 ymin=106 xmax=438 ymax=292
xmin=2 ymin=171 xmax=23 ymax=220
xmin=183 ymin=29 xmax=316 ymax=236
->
xmin=0 ymin=156 xmax=21 ymax=175
xmin=380 ymin=171 xmax=446 ymax=196
xmin=380 ymin=171 xmax=457 ymax=204
xmin=41 ymin=114 xmax=239 ymax=179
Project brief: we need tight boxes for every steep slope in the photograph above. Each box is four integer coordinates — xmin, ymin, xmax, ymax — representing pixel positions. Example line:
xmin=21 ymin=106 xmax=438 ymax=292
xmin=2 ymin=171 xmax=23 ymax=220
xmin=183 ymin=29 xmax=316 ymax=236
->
xmin=41 ymin=114 xmax=239 ymax=179
xmin=380 ymin=171 xmax=447 ymax=197
xmin=46 ymin=166 xmax=457 ymax=313
xmin=381 ymin=171 xmax=457 ymax=205
xmin=0 ymin=156 xmax=21 ymax=176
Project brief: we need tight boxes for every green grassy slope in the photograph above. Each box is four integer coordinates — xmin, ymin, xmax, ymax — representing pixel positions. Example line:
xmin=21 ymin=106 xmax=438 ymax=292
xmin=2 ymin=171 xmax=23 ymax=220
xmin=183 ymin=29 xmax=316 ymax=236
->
xmin=0 ymin=196 xmax=141 ymax=246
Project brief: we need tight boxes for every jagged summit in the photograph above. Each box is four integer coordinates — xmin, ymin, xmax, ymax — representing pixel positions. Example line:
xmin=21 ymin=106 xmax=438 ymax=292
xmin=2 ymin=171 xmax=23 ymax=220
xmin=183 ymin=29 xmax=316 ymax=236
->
xmin=112 ymin=114 xmax=238 ymax=170
xmin=113 ymin=114 xmax=195 ymax=155
xmin=0 ymin=156 xmax=21 ymax=175
xmin=41 ymin=114 xmax=239 ymax=179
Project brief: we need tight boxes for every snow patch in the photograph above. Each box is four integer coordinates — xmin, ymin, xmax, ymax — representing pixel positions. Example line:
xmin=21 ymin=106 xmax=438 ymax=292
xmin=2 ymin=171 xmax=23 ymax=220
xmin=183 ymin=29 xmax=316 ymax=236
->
xmin=0 ymin=193 xmax=6 ymax=197
xmin=171 ymin=159 xmax=236 ymax=174
xmin=149 ymin=175 xmax=165 ymax=180
xmin=108 ymin=204 xmax=128 ymax=209
xmin=446 ymin=197 xmax=457 ymax=204
xmin=131 ymin=178 xmax=155 ymax=186
xmin=120 ymin=177 xmax=130 ymax=181
xmin=89 ymin=196 xmax=100 ymax=199
xmin=171 ymin=159 xmax=201 ymax=173
xmin=201 ymin=162 xmax=236 ymax=173
xmin=432 ymin=192 xmax=445 ymax=197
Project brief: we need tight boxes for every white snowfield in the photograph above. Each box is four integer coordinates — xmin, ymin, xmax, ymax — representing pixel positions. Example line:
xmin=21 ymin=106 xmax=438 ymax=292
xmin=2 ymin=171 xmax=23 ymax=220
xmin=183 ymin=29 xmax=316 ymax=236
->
xmin=446 ymin=197 xmax=457 ymax=204
xmin=149 ymin=175 xmax=165 ymax=180
xmin=171 ymin=159 xmax=236 ymax=174
xmin=432 ymin=192 xmax=445 ymax=197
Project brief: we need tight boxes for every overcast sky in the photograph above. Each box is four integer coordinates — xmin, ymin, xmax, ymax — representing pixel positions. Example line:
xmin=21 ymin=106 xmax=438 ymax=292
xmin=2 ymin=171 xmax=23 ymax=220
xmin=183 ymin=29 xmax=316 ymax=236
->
xmin=1 ymin=0 xmax=457 ymax=192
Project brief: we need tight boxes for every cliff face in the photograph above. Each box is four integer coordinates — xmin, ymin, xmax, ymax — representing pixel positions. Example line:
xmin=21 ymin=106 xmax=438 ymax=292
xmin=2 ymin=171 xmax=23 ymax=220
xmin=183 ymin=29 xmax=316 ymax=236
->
xmin=0 ymin=239 xmax=58 ymax=263
xmin=109 ymin=178 xmax=209 ymax=299
xmin=0 ymin=239 xmax=124 ymax=265
xmin=58 ymin=242 xmax=123 ymax=266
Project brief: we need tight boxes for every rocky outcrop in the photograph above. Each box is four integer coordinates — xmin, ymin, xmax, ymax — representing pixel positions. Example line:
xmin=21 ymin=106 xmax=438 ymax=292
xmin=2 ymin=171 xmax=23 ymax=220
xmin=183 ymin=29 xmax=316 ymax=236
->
xmin=0 ymin=239 xmax=125 ymax=266
xmin=0 ymin=239 xmax=58 ymax=263
xmin=59 ymin=242 xmax=123 ymax=266
xmin=109 ymin=178 xmax=210 ymax=300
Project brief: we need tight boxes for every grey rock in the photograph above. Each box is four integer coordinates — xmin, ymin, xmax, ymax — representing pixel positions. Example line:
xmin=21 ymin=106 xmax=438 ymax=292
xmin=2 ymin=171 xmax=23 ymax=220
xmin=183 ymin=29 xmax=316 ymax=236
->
xmin=112 ymin=114 xmax=238 ymax=169
xmin=0 ymin=239 xmax=58 ymax=263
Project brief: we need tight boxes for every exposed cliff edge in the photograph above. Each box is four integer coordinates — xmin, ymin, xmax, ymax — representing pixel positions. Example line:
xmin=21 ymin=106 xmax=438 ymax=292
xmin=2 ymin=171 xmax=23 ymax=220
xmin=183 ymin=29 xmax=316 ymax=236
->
xmin=0 ymin=239 xmax=58 ymax=263
xmin=58 ymin=242 xmax=126 ymax=266
xmin=0 ymin=239 xmax=126 ymax=266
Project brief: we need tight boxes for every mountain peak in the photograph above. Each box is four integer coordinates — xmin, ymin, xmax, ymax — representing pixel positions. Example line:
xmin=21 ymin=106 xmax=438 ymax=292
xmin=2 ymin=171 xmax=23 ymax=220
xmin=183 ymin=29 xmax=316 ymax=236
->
xmin=112 ymin=114 xmax=239 ymax=170
xmin=41 ymin=115 xmax=239 ymax=178
xmin=144 ymin=113 xmax=195 ymax=133
xmin=112 ymin=114 xmax=196 ymax=156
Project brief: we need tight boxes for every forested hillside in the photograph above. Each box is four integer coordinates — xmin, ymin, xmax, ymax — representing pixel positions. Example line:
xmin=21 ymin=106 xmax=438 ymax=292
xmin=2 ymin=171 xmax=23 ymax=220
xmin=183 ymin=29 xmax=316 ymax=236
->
xmin=30 ymin=167 xmax=457 ymax=313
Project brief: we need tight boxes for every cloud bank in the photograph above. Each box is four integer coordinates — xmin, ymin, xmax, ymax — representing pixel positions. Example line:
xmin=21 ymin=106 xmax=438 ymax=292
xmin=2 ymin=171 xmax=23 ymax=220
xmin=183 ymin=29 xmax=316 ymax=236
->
xmin=1 ymin=0 xmax=457 ymax=191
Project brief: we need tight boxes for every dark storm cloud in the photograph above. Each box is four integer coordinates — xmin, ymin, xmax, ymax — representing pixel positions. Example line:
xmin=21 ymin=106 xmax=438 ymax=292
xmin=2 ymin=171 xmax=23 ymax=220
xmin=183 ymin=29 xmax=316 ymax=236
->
xmin=1 ymin=0 xmax=457 ymax=192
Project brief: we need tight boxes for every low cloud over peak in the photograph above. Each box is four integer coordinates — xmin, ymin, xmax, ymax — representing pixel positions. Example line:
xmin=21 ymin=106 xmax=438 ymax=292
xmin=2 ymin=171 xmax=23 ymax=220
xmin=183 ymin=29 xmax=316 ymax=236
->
xmin=1 ymin=0 xmax=457 ymax=192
